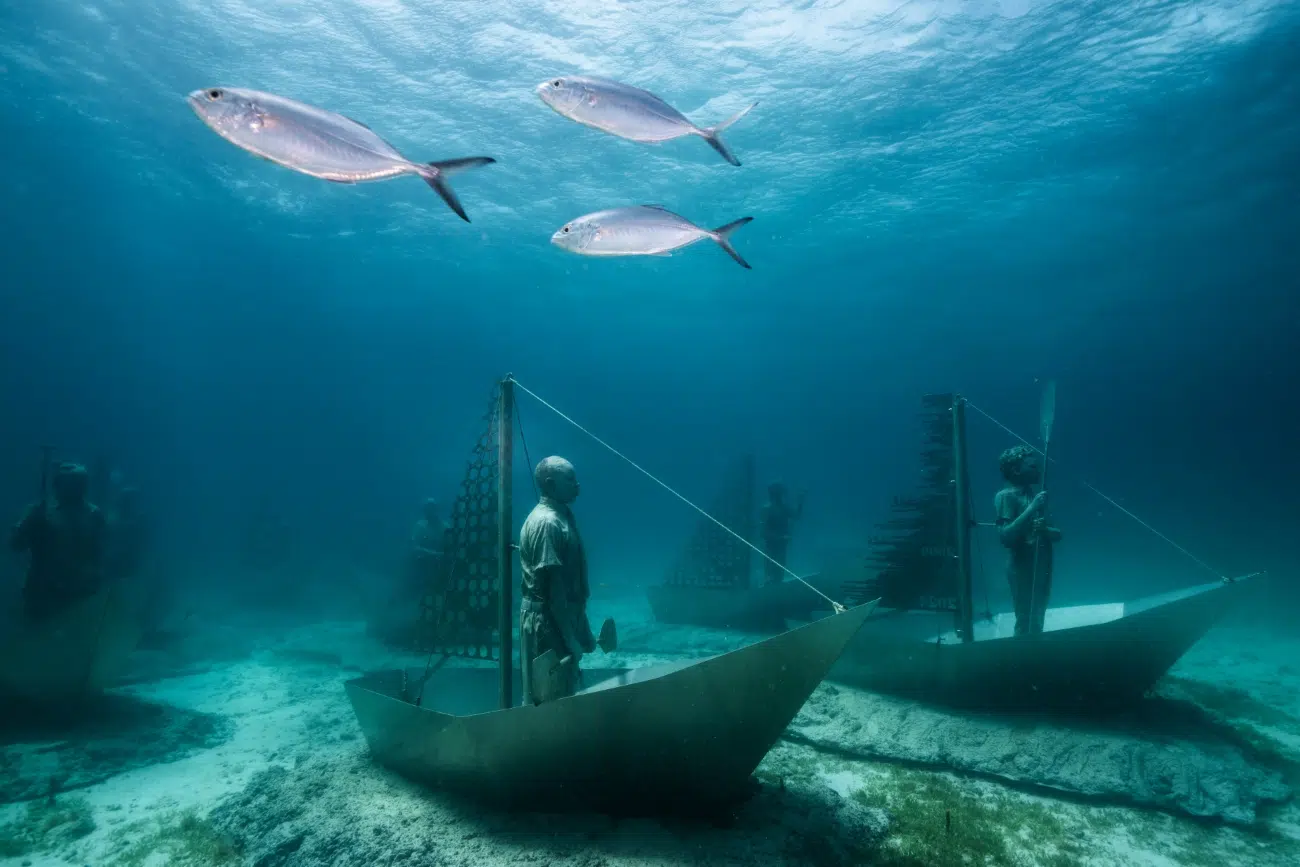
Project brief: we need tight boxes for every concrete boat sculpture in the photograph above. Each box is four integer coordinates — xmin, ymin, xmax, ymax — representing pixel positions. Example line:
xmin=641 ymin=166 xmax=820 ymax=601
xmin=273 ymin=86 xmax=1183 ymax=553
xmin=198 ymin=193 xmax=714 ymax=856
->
xmin=345 ymin=377 xmax=875 ymax=813
xmin=0 ymin=587 xmax=140 ymax=703
xmin=645 ymin=454 xmax=836 ymax=632
xmin=827 ymin=392 xmax=1257 ymax=712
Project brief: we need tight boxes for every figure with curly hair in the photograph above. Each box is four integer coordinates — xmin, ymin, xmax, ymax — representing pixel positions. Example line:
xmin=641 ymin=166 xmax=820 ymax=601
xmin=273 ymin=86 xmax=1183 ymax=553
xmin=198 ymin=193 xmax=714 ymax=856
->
xmin=994 ymin=446 xmax=1061 ymax=635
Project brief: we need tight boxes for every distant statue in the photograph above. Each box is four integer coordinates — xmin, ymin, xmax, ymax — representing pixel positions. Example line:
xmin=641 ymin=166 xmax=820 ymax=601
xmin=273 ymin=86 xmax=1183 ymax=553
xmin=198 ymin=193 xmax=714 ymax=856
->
xmin=409 ymin=498 xmax=448 ymax=589
xmin=760 ymin=481 xmax=805 ymax=586
xmin=994 ymin=445 xmax=1061 ymax=636
xmin=518 ymin=456 xmax=598 ymax=705
xmin=9 ymin=462 xmax=107 ymax=622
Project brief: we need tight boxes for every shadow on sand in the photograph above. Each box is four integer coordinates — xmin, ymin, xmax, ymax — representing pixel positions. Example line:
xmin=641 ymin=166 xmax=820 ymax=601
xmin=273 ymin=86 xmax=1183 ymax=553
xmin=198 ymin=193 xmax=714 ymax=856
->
xmin=0 ymin=692 xmax=232 ymax=802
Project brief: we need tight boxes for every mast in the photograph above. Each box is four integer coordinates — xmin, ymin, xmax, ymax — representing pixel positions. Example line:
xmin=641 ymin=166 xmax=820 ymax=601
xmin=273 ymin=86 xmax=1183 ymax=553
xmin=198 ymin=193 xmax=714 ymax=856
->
xmin=497 ymin=376 xmax=515 ymax=710
xmin=952 ymin=396 xmax=974 ymax=643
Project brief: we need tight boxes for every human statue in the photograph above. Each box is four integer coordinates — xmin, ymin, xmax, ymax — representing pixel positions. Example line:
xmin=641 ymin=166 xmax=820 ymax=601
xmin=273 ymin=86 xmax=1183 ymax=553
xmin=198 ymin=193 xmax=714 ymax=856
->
xmin=9 ymin=462 xmax=107 ymax=622
xmin=994 ymin=445 xmax=1062 ymax=636
xmin=760 ymin=481 xmax=806 ymax=586
xmin=409 ymin=497 xmax=448 ymax=589
xmin=518 ymin=456 xmax=603 ymax=705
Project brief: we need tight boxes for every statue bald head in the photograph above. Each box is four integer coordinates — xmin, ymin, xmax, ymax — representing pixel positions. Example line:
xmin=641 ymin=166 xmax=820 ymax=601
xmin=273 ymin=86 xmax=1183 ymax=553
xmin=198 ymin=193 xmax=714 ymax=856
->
xmin=998 ymin=445 xmax=1041 ymax=486
xmin=535 ymin=456 xmax=580 ymax=504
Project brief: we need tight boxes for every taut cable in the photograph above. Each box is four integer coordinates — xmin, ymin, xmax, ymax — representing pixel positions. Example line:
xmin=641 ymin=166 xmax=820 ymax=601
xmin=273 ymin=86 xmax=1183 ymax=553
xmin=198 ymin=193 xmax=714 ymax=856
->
xmin=511 ymin=378 xmax=845 ymax=613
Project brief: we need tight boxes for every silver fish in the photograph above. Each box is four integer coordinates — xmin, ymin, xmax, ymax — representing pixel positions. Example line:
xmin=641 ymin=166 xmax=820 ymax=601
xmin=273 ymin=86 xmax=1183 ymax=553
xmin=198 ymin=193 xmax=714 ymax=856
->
xmin=187 ymin=87 xmax=495 ymax=222
xmin=551 ymin=206 xmax=753 ymax=269
xmin=536 ymin=76 xmax=755 ymax=166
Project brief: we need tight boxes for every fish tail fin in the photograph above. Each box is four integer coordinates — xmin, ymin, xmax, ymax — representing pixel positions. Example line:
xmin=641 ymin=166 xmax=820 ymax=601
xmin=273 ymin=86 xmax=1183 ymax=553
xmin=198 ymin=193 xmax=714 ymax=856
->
xmin=710 ymin=217 xmax=753 ymax=269
xmin=418 ymin=157 xmax=496 ymax=222
xmin=700 ymin=103 xmax=756 ymax=167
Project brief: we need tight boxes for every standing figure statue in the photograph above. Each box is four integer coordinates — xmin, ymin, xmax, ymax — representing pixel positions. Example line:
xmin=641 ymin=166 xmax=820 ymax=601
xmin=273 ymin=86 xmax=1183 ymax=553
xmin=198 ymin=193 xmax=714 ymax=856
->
xmin=409 ymin=497 xmax=449 ymax=595
xmin=10 ymin=462 xmax=107 ymax=623
xmin=518 ymin=456 xmax=598 ymax=705
xmin=760 ymin=481 xmax=805 ymax=586
xmin=994 ymin=445 xmax=1062 ymax=635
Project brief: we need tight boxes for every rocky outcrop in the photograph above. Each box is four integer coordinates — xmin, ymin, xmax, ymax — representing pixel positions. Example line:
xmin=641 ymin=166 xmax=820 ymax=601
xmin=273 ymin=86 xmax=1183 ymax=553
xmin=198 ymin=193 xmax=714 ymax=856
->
xmin=787 ymin=683 xmax=1292 ymax=824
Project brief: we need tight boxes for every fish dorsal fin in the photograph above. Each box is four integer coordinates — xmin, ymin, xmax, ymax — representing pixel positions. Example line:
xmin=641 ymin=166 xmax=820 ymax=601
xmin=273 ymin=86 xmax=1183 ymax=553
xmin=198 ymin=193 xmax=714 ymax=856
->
xmin=642 ymin=204 xmax=670 ymax=211
xmin=343 ymin=114 xmax=373 ymax=131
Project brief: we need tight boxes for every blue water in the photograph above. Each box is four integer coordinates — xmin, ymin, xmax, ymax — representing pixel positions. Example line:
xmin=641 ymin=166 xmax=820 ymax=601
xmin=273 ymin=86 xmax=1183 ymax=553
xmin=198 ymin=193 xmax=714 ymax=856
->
xmin=1 ymin=0 xmax=1297 ymax=614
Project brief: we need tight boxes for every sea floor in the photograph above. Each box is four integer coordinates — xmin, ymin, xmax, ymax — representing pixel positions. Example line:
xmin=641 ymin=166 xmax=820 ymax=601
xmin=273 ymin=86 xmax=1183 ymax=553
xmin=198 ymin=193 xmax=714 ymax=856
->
xmin=2 ymin=591 xmax=1298 ymax=867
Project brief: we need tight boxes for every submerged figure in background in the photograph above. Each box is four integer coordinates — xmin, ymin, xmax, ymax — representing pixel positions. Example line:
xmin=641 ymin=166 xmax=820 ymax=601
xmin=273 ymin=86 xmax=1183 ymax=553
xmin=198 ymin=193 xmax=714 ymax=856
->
xmin=519 ymin=456 xmax=596 ymax=705
xmin=408 ymin=498 xmax=448 ymax=595
xmin=994 ymin=445 xmax=1062 ymax=636
xmin=9 ymin=462 xmax=107 ymax=622
xmin=760 ymin=481 xmax=806 ymax=585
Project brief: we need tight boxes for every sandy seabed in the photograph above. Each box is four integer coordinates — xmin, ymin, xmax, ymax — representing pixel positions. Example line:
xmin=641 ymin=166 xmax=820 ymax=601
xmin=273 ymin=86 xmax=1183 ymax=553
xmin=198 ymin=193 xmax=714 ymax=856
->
xmin=2 ymin=591 xmax=1298 ymax=867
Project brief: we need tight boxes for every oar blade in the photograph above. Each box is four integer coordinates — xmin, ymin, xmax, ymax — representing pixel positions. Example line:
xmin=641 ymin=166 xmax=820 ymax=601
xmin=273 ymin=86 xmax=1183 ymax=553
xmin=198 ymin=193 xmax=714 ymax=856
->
xmin=1040 ymin=380 xmax=1057 ymax=443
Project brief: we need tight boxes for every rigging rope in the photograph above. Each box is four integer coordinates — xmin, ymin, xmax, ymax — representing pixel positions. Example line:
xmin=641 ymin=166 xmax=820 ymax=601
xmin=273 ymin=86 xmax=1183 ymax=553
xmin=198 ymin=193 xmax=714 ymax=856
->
xmin=963 ymin=399 xmax=1227 ymax=582
xmin=514 ymin=397 xmax=539 ymax=498
xmin=510 ymin=378 xmax=846 ymax=613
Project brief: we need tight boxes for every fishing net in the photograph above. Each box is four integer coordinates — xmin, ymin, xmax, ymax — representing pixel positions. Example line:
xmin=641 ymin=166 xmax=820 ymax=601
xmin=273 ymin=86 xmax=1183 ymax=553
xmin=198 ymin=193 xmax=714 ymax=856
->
xmin=415 ymin=385 xmax=503 ymax=660
xmin=844 ymin=393 xmax=960 ymax=611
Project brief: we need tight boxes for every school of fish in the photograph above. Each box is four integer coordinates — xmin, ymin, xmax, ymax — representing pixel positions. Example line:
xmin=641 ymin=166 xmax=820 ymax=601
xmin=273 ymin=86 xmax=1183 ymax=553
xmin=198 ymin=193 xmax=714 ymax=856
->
xmin=188 ymin=75 xmax=756 ymax=269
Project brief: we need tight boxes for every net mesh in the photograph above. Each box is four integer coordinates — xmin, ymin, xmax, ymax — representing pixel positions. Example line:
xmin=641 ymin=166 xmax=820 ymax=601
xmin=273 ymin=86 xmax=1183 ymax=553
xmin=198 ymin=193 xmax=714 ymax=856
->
xmin=844 ymin=393 xmax=960 ymax=611
xmin=415 ymin=385 xmax=503 ymax=659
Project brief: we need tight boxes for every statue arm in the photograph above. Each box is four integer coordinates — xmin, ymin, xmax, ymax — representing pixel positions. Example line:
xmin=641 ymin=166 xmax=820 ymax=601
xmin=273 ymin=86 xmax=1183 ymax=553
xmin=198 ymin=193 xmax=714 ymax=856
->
xmin=995 ymin=492 xmax=1034 ymax=546
xmin=542 ymin=566 xmax=587 ymax=660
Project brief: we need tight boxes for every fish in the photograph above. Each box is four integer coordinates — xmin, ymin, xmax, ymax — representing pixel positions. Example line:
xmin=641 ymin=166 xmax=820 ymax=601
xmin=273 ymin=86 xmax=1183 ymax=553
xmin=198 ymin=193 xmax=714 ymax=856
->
xmin=187 ymin=87 xmax=495 ymax=222
xmin=550 ymin=206 xmax=753 ymax=269
xmin=535 ymin=76 xmax=755 ymax=166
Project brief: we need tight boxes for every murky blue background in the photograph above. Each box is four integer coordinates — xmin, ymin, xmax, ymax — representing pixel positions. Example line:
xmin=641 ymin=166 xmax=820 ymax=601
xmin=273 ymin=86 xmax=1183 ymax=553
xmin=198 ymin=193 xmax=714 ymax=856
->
xmin=2 ymin=0 xmax=1295 ymax=615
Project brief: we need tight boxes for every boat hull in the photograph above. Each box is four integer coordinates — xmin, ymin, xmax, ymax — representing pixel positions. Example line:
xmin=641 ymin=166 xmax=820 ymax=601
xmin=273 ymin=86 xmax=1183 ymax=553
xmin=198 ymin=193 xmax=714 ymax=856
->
xmin=0 ymin=587 xmax=141 ymax=703
xmin=830 ymin=579 xmax=1251 ymax=711
xmin=646 ymin=577 xmax=836 ymax=632
xmin=346 ymin=600 xmax=877 ymax=813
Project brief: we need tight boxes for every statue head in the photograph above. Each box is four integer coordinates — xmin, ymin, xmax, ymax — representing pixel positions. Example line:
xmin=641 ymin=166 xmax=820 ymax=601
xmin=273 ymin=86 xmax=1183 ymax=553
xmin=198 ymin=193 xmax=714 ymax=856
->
xmin=535 ymin=456 xmax=580 ymax=504
xmin=998 ymin=445 xmax=1041 ymax=485
xmin=767 ymin=481 xmax=787 ymax=503
xmin=421 ymin=497 xmax=441 ymax=522
xmin=52 ymin=462 xmax=90 ymax=508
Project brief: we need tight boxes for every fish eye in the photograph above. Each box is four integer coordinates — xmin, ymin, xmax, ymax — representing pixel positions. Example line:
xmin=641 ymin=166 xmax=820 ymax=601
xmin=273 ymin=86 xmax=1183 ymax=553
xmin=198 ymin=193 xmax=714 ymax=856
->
xmin=552 ymin=79 xmax=562 ymax=87
xmin=207 ymin=89 xmax=223 ymax=100
xmin=562 ymin=226 xmax=570 ymax=233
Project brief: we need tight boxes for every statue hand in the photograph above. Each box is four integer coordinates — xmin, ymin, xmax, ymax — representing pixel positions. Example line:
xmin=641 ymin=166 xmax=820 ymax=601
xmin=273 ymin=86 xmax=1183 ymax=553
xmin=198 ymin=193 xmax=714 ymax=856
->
xmin=1030 ymin=491 xmax=1048 ymax=513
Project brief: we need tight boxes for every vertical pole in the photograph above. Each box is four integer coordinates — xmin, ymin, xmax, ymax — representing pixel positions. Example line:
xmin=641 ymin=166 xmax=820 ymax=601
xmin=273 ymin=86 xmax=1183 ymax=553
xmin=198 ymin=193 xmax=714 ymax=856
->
xmin=497 ymin=376 xmax=515 ymax=710
xmin=952 ymin=396 xmax=975 ymax=643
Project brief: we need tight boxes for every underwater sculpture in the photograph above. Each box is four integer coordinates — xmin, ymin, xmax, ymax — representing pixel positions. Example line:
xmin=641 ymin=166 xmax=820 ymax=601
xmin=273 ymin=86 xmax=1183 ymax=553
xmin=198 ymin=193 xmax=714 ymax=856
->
xmin=345 ymin=377 xmax=875 ymax=813
xmin=760 ymin=481 xmax=806 ymax=586
xmin=3 ymin=454 xmax=140 ymax=702
xmin=825 ymin=392 xmax=1258 ymax=711
xmin=994 ymin=445 xmax=1059 ymax=635
xmin=11 ymin=462 xmax=106 ymax=623
xmin=645 ymin=456 xmax=832 ymax=632
xmin=518 ymin=456 xmax=621 ymax=705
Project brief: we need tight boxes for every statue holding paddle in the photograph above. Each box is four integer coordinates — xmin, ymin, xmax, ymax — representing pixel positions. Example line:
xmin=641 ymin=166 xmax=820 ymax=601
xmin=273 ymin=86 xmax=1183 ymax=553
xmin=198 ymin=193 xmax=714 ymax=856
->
xmin=994 ymin=383 xmax=1062 ymax=636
